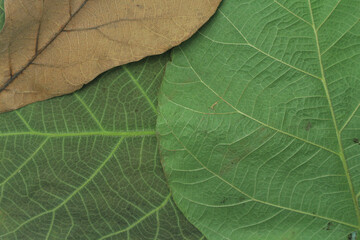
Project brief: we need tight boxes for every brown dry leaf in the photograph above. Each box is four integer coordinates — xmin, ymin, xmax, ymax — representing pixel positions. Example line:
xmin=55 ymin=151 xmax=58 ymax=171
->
xmin=0 ymin=0 xmax=221 ymax=112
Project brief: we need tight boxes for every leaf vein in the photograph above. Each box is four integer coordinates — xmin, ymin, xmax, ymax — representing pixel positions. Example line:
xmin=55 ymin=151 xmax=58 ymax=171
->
xmin=74 ymin=93 xmax=105 ymax=131
xmin=273 ymin=0 xmax=312 ymax=26
xmin=161 ymin=121 xmax=359 ymax=229
xmin=177 ymin=47 xmax=339 ymax=156
xmin=218 ymin=9 xmax=322 ymax=81
xmin=0 ymin=137 xmax=48 ymax=187
xmin=316 ymin=0 xmax=343 ymax=31
xmin=308 ymin=0 xmax=360 ymax=226
xmin=99 ymin=194 xmax=171 ymax=240
xmin=123 ymin=65 xmax=158 ymax=114
xmin=340 ymin=103 xmax=360 ymax=133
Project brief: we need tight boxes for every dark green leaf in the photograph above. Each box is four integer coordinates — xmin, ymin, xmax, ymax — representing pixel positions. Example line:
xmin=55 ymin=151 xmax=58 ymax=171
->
xmin=0 ymin=54 xmax=204 ymax=239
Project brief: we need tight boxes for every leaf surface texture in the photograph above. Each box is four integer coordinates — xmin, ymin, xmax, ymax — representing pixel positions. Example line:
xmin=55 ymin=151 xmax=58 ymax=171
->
xmin=0 ymin=54 xmax=204 ymax=239
xmin=158 ymin=0 xmax=360 ymax=239
xmin=0 ymin=0 xmax=221 ymax=112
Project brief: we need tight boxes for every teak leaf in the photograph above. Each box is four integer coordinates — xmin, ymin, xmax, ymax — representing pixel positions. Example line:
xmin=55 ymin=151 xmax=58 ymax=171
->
xmin=0 ymin=53 xmax=206 ymax=239
xmin=158 ymin=0 xmax=360 ymax=239
xmin=0 ymin=0 xmax=221 ymax=113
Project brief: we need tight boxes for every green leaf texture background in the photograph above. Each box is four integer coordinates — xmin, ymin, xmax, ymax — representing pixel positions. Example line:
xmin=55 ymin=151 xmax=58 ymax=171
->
xmin=0 ymin=51 xmax=204 ymax=239
xmin=158 ymin=0 xmax=360 ymax=239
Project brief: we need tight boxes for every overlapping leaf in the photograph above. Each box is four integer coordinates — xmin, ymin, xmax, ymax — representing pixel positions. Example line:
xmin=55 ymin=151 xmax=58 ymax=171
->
xmin=0 ymin=52 xmax=205 ymax=239
xmin=158 ymin=0 xmax=360 ymax=239
xmin=0 ymin=0 xmax=221 ymax=112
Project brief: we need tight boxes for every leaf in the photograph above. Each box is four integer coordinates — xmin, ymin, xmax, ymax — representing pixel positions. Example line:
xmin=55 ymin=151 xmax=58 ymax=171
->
xmin=0 ymin=0 xmax=221 ymax=113
xmin=0 ymin=0 xmax=4 ymax=31
xmin=158 ymin=0 xmax=360 ymax=239
xmin=0 ymin=53 xmax=205 ymax=239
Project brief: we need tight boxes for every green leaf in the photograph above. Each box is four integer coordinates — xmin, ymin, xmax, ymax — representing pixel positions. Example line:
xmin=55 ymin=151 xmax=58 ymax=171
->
xmin=0 ymin=0 xmax=4 ymax=31
xmin=158 ymin=0 xmax=360 ymax=239
xmin=0 ymin=54 xmax=204 ymax=239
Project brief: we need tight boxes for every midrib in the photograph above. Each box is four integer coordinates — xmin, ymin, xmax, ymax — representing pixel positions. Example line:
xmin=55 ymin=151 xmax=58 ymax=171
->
xmin=0 ymin=130 xmax=156 ymax=137
xmin=308 ymin=0 xmax=360 ymax=227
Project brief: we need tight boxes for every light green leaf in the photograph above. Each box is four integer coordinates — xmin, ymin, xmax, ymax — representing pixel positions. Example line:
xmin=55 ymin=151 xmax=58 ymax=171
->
xmin=158 ymin=0 xmax=360 ymax=239
xmin=0 ymin=54 xmax=204 ymax=239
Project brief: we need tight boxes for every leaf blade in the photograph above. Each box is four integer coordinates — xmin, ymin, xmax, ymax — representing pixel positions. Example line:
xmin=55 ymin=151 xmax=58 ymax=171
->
xmin=0 ymin=54 xmax=204 ymax=239
xmin=158 ymin=0 xmax=360 ymax=239
xmin=0 ymin=0 xmax=221 ymax=112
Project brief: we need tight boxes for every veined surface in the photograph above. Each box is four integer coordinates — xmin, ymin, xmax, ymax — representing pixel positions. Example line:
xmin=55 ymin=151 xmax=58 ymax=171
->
xmin=158 ymin=0 xmax=360 ymax=239
xmin=0 ymin=52 xmax=204 ymax=239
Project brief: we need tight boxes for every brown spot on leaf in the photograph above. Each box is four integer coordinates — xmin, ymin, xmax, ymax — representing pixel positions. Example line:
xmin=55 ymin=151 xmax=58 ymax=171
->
xmin=324 ymin=222 xmax=333 ymax=230
xmin=210 ymin=101 xmax=218 ymax=110
xmin=220 ymin=197 xmax=227 ymax=204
